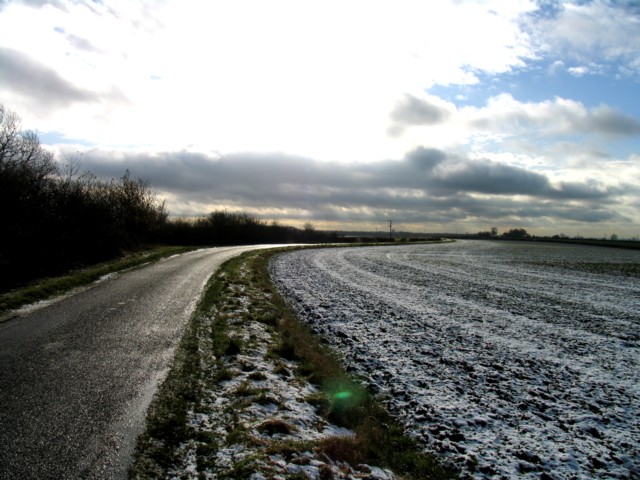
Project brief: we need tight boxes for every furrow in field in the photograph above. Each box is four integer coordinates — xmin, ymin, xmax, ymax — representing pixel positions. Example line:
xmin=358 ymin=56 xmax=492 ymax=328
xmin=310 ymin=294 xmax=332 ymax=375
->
xmin=270 ymin=241 xmax=640 ymax=479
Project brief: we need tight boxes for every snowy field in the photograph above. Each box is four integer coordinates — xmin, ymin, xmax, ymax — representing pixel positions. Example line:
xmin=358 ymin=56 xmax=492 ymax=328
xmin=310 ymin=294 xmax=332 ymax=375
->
xmin=269 ymin=240 xmax=640 ymax=479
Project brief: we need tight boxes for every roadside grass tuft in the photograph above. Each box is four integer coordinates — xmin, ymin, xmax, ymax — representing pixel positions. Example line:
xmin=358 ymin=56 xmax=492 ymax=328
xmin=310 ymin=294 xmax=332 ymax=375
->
xmin=224 ymin=335 xmax=242 ymax=356
xmin=269 ymin=335 xmax=299 ymax=361
xmin=248 ymin=371 xmax=268 ymax=381
xmin=233 ymin=380 xmax=263 ymax=398
xmin=265 ymin=439 xmax=316 ymax=458
xmin=257 ymin=418 xmax=297 ymax=436
xmin=318 ymin=435 xmax=366 ymax=465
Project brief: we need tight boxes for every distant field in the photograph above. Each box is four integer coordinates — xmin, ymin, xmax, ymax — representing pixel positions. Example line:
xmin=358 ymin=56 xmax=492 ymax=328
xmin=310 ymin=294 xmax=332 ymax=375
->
xmin=270 ymin=240 xmax=640 ymax=479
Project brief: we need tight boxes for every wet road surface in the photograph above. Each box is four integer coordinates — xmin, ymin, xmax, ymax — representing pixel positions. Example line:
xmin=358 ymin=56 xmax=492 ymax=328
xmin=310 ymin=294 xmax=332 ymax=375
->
xmin=0 ymin=246 xmax=271 ymax=479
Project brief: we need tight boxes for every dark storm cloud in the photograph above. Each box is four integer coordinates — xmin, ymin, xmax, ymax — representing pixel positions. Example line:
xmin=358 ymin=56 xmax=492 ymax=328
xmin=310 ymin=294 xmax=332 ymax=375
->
xmin=69 ymin=145 xmax=625 ymax=228
xmin=455 ymin=195 xmax=616 ymax=223
xmin=406 ymin=147 xmax=447 ymax=170
xmin=551 ymin=181 xmax=615 ymax=200
xmin=77 ymin=148 xmax=552 ymax=201
xmin=0 ymin=47 xmax=127 ymax=106
xmin=433 ymin=158 xmax=551 ymax=196
xmin=388 ymin=94 xmax=450 ymax=137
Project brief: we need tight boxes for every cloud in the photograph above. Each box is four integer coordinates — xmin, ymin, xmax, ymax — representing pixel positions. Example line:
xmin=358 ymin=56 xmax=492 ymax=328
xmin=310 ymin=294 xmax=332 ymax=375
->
xmin=405 ymin=147 xmax=447 ymax=171
xmin=585 ymin=106 xmax=640 ymax=137
xmin=0 ymin=46 xmax=128 ymax=107
xmin=53 ymin=26 xmax=105 ymax=53
xmin=566 ymin=62 xmax=606 ymax=77
xmin=467 ymin=94 xmax=640 ymax=138
xmin=388 ymin=94 xmax=451 ymax=137
xmin=0 ymin=0 xmax=543 ymax=160
xmin=69 ymin=147 xmax=617 ymax=203
xmin=0 ymin=46 xmax=95 ymax=105
xmin=0 ymin=0 xmax=59 ymax=10
xmin=567 ymin=66 xmax=587 ymax=77
xmin=548 ymin=60 xmax=565 ymax=75
xmin=61 ymin=145 xmax=630 ymax=233
xmin=527 ymin=1 xmax=640 ymax=76
xmin=433 ymin=157 xmax=551 ymax=196
xmin=63 ymin=32 xmax=104 ymax=53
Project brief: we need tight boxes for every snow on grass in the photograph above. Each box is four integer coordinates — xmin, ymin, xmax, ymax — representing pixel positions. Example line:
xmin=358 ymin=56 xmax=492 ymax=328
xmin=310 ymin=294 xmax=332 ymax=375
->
xmin=167 ymin=263 xmax=396 ymax=479
xmin=269 ymin=240 xmax=640 ymax=479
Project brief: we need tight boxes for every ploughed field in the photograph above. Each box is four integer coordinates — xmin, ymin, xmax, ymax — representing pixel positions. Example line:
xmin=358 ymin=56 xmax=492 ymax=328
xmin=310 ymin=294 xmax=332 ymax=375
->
xmin=269 ymin=240 xmax=640 ymax=479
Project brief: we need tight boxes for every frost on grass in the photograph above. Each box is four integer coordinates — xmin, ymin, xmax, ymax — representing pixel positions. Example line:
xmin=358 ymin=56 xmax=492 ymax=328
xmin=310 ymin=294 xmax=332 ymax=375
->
xmin=270 ymin=241 xmax=640 ymax=480
xmin=167 ymin=264 xmax=395 ymax=479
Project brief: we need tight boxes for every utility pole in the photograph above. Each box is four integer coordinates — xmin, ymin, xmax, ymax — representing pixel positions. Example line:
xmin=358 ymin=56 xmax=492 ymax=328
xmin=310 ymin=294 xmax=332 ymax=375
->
xmin=389 ymin=220 xmax=392 ymax=240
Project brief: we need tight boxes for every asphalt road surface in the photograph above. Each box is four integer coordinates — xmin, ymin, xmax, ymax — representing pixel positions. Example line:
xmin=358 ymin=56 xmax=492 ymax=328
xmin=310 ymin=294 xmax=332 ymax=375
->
xmin=0 ymin=246 xmax=274 ymax=480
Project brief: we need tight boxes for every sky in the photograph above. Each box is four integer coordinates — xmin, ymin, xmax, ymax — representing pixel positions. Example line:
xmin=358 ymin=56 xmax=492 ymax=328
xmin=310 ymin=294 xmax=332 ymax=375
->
xmin=1 ymin=0 xmax=639 ymax=237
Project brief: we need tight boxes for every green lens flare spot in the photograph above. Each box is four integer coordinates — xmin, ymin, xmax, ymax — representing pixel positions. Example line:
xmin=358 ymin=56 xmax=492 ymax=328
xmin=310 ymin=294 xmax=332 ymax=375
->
xmin=333 ymin=391 xmax=352 ymax=400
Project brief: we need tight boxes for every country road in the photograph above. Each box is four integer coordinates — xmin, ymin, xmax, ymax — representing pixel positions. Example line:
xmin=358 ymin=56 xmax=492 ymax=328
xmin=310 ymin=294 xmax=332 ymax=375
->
xmin=0 ymin=246 xmax=278 ymax=480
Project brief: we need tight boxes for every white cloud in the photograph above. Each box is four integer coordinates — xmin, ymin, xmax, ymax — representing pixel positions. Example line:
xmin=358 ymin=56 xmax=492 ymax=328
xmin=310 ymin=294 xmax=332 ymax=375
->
xmin=0 ymin=0 xmax=538 ymax=161
xmin=548 ymin=60 xmax=565 ymax=75
xmin=386 ymin=92 xmax=640 ymax=164
xmin=528 ymin=1 xmax=640 ymax=75
xmin=566 ymin=62 xmax=606 ymax=77
xmin=464 ymin=93 xmax=640 ymax=138
xmin=567 ymin=66 xmax=588 ymax=77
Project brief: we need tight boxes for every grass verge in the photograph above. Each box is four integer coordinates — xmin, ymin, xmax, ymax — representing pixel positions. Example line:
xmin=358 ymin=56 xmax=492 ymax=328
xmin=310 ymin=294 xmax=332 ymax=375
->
xmin=252 ymin=249 xmax=456 ymax=478
xmin=0 ymin=246 xmax=197 ymax=316
xmin=129 ymin=253 xmax=248 ymax=477
xmin=129 ymin=247 xmax=457 ymax=479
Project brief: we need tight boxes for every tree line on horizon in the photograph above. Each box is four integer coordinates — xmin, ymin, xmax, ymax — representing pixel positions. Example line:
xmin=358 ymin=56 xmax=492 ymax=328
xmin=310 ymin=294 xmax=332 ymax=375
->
xmin=0 ymin=105 xmax=335 ymax=291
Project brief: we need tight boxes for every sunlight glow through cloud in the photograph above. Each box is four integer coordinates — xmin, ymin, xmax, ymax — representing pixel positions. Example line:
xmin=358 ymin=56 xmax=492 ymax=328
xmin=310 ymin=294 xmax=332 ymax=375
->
xmin=0 ymin=0 xmax=638 ymax=237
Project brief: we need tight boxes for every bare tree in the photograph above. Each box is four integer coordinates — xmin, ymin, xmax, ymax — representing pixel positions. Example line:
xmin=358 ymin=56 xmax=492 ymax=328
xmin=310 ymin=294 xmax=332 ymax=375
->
xmin=0 ymin=105 xmax=57 ymax=180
